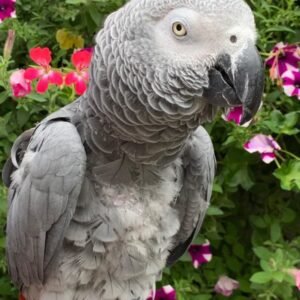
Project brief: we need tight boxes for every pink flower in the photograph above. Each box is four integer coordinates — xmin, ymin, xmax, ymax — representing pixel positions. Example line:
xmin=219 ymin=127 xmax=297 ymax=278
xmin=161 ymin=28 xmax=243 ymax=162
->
xmin=281 ymin=69 xmax=300 ymax=100
xmin=24 ymin=47 xmax=63 ymax=94
xmin=188 ymin=241 xmax=212 ymax=269
xmin=244 ymin=134 xmax=281 ymax=164
xmin=0 ymin=0 xmax=16 ymax=23
xmin=288 ymin=269 xmax=300 ymax=290
xmin=222 ymin=106 xmax=243 ymax=125
xmin=214 ymin=276 xmax=240 ymax=297
xmin=65 ymin=49 xmax=93 ymax=95
xmin=10 ymin=69 xmax=32 ymax=98
xmin=266 ymin=42 xmax=300 ymax=84
xmin=147 ymin=285 xmax=176 ymax=300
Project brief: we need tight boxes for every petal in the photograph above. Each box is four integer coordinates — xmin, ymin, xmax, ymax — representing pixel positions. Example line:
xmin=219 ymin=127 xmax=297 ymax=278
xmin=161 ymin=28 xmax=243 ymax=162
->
xmin=72 ymin=49 xmax=93 ymax=70
xmin=29 ymin=47 xmax=52 ymax=66
xmin=188 ymin=242 xmax=212 ymax=269
xmin=36 ymin=76 xmax=49 ymax=94
xmin=270 ymin=139 xmax=281 ymax=151
xmin=10 ymin=69 xmax=25 ymax=85
xmin=283 ymin=85 xmax=296 ymax=97
xmin=12 ymin=83 xmax=32 ymax=98
xmin=48 ymin=71 xmax=63 ymax=85
xmin=0 ymin=1 xmax=16 ymax=22
xmin=244 ymin=134 xmax=278 ymax=154
xmin=24 ymin=68 xmax=43 ymax=81
xmin=282 ymin=70 xmax=296 ymax=81
xmin=10 ymin=70 xmax=32 ymax=98
xmin=214 ymin=276 xmax=240 ymax=297
xmin=282 ymin=77 xmax=295 ymax=86
xmin=154 ymin=285 xmax=176 ymax=300
xmin=74 ymin=80 xmax=87 ymax=95
xmin=261 ymin=153 xmax=276 ymax=164
xmin=291 ymin=88 xmax=300 ymax=100
xmin=222 ymin=106 xmax=243 ymax=125
xmin=65 ymin=72 xmax=78 ymax=85
xmin=287 ymin=269 xmax=300 ymax=290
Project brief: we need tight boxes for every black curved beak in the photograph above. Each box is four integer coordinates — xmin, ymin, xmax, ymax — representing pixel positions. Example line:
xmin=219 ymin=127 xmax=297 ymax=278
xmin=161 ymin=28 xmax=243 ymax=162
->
xmin=202 ymin=43 xmax=264 ymax=124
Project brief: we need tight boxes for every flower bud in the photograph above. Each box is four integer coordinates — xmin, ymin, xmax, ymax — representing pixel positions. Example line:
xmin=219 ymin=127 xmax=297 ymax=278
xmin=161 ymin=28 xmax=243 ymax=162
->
xmin=3 ymin=29 xmax=16 ymax=60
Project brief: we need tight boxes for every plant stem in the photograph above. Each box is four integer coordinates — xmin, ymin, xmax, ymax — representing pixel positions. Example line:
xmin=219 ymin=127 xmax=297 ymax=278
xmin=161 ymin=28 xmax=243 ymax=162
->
xmin=274 ymin=158 xmax=281 ymax=169
xmin=280 ymin=149 xmax=300 ymax=161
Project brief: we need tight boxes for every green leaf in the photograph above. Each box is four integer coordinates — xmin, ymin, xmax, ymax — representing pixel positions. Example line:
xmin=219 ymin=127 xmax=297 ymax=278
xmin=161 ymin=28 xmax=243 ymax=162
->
xmin=273 ymin=271 xmax=285 ymax=283
xmin=250 ymin=216 xmax=267 ymax=228
xmin=263 ymin=110 xmax=300 ymax=135
xmin=265 ymin=26 xmax=296 ymax=34
xmin=281 ymin=208 xmax=296 ymax=224
xmin=66 ymin=0 xmax=87 ymax=4
xmin=253 ymin=247 xmax=272 ymax=260
xmin=17 ymin=109 xmax=31 ymax=127
xmin=206 ymin=206 xmax=224 ymax=216
xmin=0 ymin=91 xmax=9 ymax=104
xmin=26 ymin=93 xmax=47 ymax=102
xmin=274 ymin=160 xmax=300 ymax=191
xmin=212 ymin=182 xmax=223 ymax=193
xmin=270 ymin=222 xmax=282 ymax=242
xmin=260 ymin=260 xmax=273 ymax=272
xmin=250 ymin=272 xmax=274 ymax=284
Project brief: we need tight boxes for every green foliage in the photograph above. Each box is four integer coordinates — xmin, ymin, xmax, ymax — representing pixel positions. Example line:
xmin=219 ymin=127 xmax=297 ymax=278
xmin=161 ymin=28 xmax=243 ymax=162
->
xmin=0 ymin=0 xmax=299 ymax=299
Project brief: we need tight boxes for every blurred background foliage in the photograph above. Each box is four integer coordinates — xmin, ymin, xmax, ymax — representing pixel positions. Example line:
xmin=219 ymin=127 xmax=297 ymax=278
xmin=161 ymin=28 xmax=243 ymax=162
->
xmin=0 ymin=0 xmax=299 ymax=299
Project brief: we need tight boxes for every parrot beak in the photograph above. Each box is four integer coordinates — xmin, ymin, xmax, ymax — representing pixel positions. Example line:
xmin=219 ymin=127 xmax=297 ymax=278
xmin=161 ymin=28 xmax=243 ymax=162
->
xmin=203 ymin=43 xmax=264 ymax=125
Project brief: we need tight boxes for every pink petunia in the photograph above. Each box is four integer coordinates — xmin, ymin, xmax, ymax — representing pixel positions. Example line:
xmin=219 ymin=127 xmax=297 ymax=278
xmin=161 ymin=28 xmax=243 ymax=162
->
xmin=281 ymin=69 xmax=300 ymax=100
xmin=214 ymin=276 xmax=240 ymax=297
xmin=222 ymin=106 xmax=243 ymax=125
xmin=24 ymin=47 xmax=63 ymax=94
xmin=265 ymin=42 xmax=300 ymax=84
xmin=288 ymin=269 xmax=300 ymax=290
xmin=147 ymin=285 xmax=176 ymax=300
xmin=0 ymin=0 xmax=16 ymax=23
xmin=188 ymin=241 xmax=212 ymax=269
xmin=244 ymin=134 xmax=281 ymax=164
xmin=10 ymin=69 xmax=32 ymax=98
xmin=65 ymin=49 xmax=93 ymax=95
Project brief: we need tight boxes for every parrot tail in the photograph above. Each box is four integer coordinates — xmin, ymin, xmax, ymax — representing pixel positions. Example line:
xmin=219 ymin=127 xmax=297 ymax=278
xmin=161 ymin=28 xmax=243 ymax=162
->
xmin=19 ymin=293 xmax=26 ymax=300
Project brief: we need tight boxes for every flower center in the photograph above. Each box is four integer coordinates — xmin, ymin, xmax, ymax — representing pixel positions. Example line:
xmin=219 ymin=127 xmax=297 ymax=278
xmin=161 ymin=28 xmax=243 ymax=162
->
xmin=0 ymin=5 xmax=6 ymax=11
xmin=278 ymin=50 xmax=286 ymax=58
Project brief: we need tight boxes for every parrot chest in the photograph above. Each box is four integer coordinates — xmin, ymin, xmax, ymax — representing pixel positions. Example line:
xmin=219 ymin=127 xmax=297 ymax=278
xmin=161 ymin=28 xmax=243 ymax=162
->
xmin=58 ymin=158 xmax=183 ymax=299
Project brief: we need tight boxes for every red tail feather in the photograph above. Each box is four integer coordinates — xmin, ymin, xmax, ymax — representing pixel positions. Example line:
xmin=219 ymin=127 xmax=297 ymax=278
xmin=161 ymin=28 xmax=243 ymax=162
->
xmin=19 ymin=293 xmax=26 ymax=300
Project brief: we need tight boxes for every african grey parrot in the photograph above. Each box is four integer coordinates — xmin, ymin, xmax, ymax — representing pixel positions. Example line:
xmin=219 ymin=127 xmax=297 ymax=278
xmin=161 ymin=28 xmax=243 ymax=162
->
xmin=3 ymin=0 xmax=264 ymax=299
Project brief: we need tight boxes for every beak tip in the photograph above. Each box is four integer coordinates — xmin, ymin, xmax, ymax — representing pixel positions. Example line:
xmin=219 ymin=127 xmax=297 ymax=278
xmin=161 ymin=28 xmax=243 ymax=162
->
xmin=240 ymin=108 xmax=254 ymax=125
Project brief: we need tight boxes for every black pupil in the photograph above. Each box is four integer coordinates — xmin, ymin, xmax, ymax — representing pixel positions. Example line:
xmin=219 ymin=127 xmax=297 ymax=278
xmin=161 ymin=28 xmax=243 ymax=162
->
xmin=230 ymin=35 xmax=237 ymax=43
xmin=176 ymin=24 xmax=182 ymax=32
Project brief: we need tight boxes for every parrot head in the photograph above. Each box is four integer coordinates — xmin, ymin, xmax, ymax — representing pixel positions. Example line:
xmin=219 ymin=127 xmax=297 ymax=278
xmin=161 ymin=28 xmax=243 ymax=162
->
xmin=95 ymin=0 xmax=264 ymax=125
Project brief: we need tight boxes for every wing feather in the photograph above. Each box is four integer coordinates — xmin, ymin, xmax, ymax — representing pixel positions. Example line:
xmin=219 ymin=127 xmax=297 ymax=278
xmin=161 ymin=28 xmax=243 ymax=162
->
xmin=167 ymin=126 xmax=215 ymax=266
xmin=6 ymin=120 xmax=86 ymax=287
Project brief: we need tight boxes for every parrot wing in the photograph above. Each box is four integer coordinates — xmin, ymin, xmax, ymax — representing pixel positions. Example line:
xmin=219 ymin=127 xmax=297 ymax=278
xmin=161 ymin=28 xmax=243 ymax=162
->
xmin=167 ymin=126 xmax=215 ymax=266
xmin=5 ymin=119 xmax=86 ymax=287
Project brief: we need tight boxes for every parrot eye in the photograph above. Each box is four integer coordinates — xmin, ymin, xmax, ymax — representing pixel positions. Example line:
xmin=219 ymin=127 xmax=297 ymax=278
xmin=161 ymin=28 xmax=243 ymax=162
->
xmin=172 ymin=22 xmax=187 ymax=37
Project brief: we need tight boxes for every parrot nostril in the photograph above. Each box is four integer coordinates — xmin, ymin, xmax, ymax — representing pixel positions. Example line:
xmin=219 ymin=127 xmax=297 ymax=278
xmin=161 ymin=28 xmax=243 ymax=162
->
xmin=230 ymin=35 xmax=238 ymax=43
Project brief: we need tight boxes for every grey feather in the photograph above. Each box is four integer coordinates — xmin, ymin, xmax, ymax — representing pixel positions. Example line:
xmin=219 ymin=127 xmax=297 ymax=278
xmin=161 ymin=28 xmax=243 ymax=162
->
xmin=6 ymin=120 xmax=86 ymax=287
xmin=167 ymin=127 xmax=216 ymax=266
